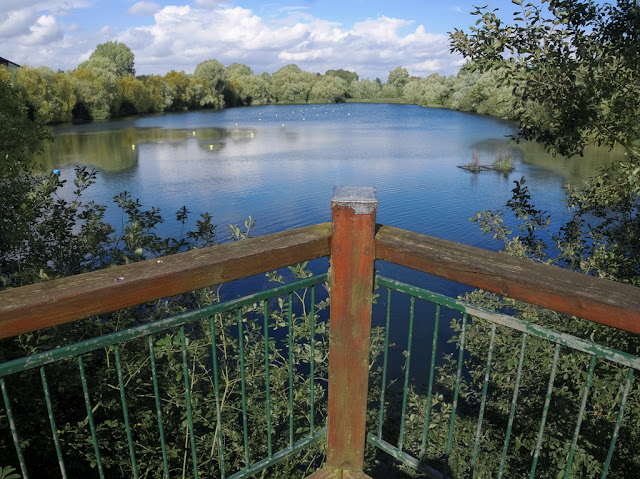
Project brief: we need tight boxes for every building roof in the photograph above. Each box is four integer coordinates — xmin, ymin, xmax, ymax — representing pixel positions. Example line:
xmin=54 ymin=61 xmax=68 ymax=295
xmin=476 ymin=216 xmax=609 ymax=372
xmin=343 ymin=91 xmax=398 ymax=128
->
xmin=0 ymin=57 xmax=20 ymax=69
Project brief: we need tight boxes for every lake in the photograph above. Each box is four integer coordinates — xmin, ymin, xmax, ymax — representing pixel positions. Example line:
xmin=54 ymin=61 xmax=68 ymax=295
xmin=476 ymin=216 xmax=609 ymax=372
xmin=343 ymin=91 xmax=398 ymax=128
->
xmin=37 ymin=103 xmax=619 ymax=295
xmin=36 ymin=102 xmax=621 ymax=382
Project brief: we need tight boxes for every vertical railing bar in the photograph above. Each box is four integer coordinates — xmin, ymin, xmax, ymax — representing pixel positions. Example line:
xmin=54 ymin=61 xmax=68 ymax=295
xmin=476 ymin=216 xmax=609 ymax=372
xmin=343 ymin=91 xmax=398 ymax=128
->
xmin=209 ymin=315 xmax=227 ymax=479
xmin=377 ymin=288 xmax=392 ymax=440
xmin=398 ymin=295 xmax=416 ymax=451
xmin=78 ymin=355 xmax=105 ymax=479
xmin=309 ymin=285 xmax=316 ymax=437
xmin=288 ymin=292 xmax=295 ymax=448
xmin=497 ymin=333 xmax=528 ymax=479
xmin=180 ymin=326 xmax=199 ymax=478
xmin=263 ymin=302 xmax=273 ymax=459
xmin=237 ymin=310 xmax=251 ymax=469
xmin=601 ymin=367 xmax=634 ymax=479
xmin=114 ymin=345 xmax=139 ymax=479
xmin=563 ymin=355 xmax=597 ymax=479
xmin=446 ymin=313 xmax=467 ymax=457
xmin=40 ymin=367 xmax=68 ymax=478
xmin=530 ymin=343 xmax=561 ymax=479
xmin=148 ymin=336 xmax=170 ymax=479
xmin=470 ymin=322 xmax=497 ymax=473
xmin=0 ymin=378 xmax=29 ymax=479
xmin=420 ymin=303 xmax=441 ymax=456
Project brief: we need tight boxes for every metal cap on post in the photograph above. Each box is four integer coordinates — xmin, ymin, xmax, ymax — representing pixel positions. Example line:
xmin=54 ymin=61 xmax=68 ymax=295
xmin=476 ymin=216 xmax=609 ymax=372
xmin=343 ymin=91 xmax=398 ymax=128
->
xmin=326 ymin=186 xmax=377 ymax=475
xmin=331 ymin=186 xmax=378 ymax=215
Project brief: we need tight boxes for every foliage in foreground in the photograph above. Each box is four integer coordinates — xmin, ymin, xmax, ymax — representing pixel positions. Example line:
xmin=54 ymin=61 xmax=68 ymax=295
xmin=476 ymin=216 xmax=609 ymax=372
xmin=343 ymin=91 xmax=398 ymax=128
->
xmin=354 ymin=5 xmax=640 ymax=477
xmin=0 ymin=262 xmax=334 ymax=478
xmin=1 ymin=72 xmax=330 ymax=477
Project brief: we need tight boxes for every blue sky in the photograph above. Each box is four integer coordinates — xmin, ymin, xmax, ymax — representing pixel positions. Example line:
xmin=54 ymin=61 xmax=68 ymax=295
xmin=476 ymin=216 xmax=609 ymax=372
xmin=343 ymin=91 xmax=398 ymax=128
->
xmin=0 ymin=1 xmax=521 ymax=80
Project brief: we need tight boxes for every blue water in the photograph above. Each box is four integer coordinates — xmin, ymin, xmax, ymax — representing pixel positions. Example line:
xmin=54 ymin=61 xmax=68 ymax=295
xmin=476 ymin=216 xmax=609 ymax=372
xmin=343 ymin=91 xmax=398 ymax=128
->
xmin=42 ymin=102 xmax=611 ymax=381
xmin=46 ymin=103 xmax=584 ymax=249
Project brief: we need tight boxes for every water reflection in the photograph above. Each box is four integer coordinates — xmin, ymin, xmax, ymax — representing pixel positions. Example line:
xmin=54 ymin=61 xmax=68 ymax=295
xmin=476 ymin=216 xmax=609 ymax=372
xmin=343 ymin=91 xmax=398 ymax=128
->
xmin=35 ymin=126 xmax=248 ymax=172
xmin=29 ymin=104 xmax=612 ymax=253
xmin=470 ymin=137 xmax=623 ymax=186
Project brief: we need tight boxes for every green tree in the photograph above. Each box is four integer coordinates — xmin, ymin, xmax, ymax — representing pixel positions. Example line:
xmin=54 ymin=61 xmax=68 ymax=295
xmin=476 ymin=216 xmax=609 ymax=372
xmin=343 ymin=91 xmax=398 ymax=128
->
xmin=441 ymin=4 xmax=640 ymax=475
xmin=12 ymin=66 xmax=76 ymax=123
xmin=450 ymin=0 xmax=640 ymax=283
xmin=308 ymin=75 xmax=348 ymax=103
xmin=271 ymin=64 xmax=316 ymax=104
xmin=348 ymin=79 xmax=381 ymax=100
xmin=163 ymin=70 xmax=194 ymax=111
xmin=118 ymin=75 xmax=152 ymax=115
xmin=139 ymin=74 xmax=167 ymax=112
xmin=194 ymin=59 xmax=227 ymax=107
xmin=324 ymin=69 xmax=358 ymax=85
xmin=387 ymin=66 xmax=409 ymax=89
xmin=419 ymin=73 xmax=451 ymax=108
xmin=225 ymin=63 xmax=271 ymax=106
xmin=71 ymin=67 xmax=120 ymax=120
xmin=402 ymin=77 xmax=426 ymax=105
xmin=450 ymin=0 xmax=639 ymax=160
xmin=0 ymin=78 xmax=114 ymax=286
xmin=80 ymin=41 xmax=135 ymax=77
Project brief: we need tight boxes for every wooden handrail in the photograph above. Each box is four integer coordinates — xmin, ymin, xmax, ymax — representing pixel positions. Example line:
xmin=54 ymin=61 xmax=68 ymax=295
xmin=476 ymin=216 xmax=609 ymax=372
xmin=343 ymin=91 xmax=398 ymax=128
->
xmin=2 ymin=220 xmax=638 ymax=340
xmin=375 ymin=224 xmax=640 ymax=334
xmin=0 ymin=223 xmax=332 ymax=339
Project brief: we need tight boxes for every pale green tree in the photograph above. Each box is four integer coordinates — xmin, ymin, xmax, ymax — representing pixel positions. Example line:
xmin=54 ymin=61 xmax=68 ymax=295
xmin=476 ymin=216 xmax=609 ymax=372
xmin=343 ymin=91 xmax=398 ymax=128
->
xmin=71 ymin=67 xmax=120 ymax=120
xmin=308 ymin=75 xmax=348 ymax=103
xmin=80 ymin=41 xmax=135 ymax=77
xmin=386 ymin=66 xmax=409 ymax=96
xmin=225 ymin=63 xmax=253 ymax=106
xmin=348 ymin=79 xmax=381 ymax=100
xmin=418 ymin=73 xmax=451 ymax=108
xmin=402 ymin=77 xmax=426 ymax=105
xmin=194 ymin=59 xmax=227 ymax=107
xmin=271 ymin=64 xmax=316 ymax=103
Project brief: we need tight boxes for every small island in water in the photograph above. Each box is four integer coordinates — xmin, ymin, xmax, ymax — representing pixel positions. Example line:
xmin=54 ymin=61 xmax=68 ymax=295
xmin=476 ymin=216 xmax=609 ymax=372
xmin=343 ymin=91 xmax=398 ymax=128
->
xmin=458 ymin=150 xmax=515 ymax=173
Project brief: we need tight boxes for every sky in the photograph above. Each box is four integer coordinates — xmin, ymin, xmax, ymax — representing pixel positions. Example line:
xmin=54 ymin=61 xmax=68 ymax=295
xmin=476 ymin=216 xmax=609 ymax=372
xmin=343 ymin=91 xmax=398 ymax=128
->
xmin=0 ymin=0 xmax=522 ymax=80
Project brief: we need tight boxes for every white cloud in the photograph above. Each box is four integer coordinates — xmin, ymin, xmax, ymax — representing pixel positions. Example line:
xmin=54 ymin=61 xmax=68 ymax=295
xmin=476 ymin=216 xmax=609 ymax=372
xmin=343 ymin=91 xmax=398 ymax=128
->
xmin=0 ymin=8 xmax=39 ymax=37
xmin=0 ymin=3 xmax=462 ymax=79
xmin=128 ymin=1 xmax=161 ymax=16
xmin=194 ymin=0 xmax=226 ymax=8
xmin=121 ymin=7 xmax=460 ymax=79
xmin=24 ymin=14 xmax=64 ymax=45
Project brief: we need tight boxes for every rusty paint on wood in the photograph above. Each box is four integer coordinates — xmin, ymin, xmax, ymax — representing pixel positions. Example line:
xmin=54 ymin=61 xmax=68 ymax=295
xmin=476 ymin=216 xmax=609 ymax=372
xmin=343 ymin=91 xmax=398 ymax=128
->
xmin=326 ymin=200 xmax=376 ymax=471
xmin=375 ymin=225 xmax=640 ymax=334
xmin=0 ymin=223 xmax=332 ymax=339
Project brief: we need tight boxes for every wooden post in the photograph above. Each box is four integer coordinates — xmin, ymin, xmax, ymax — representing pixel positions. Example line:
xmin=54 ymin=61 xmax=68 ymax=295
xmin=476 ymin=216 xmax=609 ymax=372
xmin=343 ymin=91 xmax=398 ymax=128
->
xmin=326 ymin=186 xmax=377 ymax=472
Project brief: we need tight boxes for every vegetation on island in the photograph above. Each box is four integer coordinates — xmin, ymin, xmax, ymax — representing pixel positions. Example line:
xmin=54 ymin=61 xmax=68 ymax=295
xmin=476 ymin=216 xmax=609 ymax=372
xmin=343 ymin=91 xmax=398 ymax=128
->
xmin=458 ymin=150 xmax=515 ymax=174
xmin=1 ymin=0 xmax=639 ymax=477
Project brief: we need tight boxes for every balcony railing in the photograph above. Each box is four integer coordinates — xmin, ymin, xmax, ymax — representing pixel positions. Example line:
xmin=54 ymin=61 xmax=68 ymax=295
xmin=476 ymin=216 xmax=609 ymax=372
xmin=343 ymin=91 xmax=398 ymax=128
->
xmin=1 ymin=187 xmax=639 ymax=479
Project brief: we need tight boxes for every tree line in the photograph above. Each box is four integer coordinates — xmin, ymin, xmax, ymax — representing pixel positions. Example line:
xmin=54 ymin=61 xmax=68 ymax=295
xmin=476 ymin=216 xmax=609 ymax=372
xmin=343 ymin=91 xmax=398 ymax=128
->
xmin=0 ymin=41 xmax=516 ymax=124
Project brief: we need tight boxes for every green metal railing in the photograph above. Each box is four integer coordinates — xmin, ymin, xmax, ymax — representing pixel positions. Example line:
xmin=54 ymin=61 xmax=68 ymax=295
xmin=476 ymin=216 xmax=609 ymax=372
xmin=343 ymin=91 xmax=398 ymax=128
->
xmin=2 ymin=201 xmax=639 ymax=479
xmin=0 ymin=274 xmax=329 ymax=479
xmin=369 ymin=275 xmax=639 ymax=479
